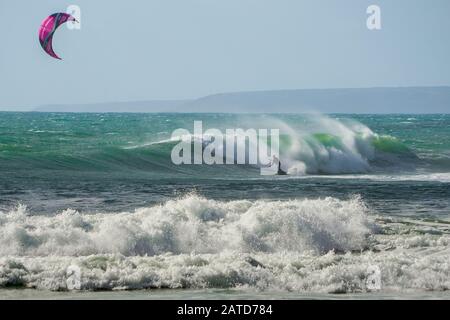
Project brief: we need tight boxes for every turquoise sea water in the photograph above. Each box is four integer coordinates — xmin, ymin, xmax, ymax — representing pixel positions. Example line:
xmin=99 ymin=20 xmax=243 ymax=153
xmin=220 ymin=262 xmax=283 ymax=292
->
xmin=0 ymin=113 xmax=449 ymax=298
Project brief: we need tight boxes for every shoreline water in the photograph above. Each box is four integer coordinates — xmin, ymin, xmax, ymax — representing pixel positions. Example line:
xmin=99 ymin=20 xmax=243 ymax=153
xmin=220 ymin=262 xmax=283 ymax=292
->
xmin=1 ymin=289 xmax=449 ymax=300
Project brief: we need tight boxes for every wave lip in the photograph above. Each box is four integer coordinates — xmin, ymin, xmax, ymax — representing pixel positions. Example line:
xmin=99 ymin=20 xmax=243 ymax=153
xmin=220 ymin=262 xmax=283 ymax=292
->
xmin=279 ymin=115 xmax=420 ymax=175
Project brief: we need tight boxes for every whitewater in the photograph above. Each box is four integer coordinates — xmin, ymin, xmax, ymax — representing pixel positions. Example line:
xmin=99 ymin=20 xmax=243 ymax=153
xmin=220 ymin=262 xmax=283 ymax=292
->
xmin=0 ymin=195 xmax=449 ymax=293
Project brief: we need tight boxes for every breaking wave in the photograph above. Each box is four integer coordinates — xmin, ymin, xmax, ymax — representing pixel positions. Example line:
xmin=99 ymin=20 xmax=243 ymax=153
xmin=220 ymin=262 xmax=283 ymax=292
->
xmin=0 ymin=195 xmax=372 ymax=257
xmin=131 ymin=115 xmax=421 ymax=175
xmin=0 ymin=195 xmax=449 ymax=292
xmin=0 ymin=115 xmax=425 ymax=176
xmin=277 ymin=118 xmax=418 ymax=175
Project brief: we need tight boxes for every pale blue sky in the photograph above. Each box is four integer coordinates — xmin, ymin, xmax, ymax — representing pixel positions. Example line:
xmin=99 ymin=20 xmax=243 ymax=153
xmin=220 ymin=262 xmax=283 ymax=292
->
xmin=1 ymin=0 xmax=450 ymax=110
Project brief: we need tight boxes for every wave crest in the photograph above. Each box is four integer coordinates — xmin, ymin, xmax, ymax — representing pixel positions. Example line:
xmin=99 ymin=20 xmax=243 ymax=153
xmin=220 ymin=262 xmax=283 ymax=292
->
xmin=0 ymin=195 xmax=372 ymax=257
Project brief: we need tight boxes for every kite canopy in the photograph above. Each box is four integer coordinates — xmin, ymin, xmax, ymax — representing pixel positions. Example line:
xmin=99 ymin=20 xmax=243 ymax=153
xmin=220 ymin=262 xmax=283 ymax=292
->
xmin=39 ymin=13 xmax=76 ymax=60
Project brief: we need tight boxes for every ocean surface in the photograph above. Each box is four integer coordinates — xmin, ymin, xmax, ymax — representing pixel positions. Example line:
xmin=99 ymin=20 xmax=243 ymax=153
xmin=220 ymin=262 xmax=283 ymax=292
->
xmin=0 ymin=112 xmax=449 ymax=299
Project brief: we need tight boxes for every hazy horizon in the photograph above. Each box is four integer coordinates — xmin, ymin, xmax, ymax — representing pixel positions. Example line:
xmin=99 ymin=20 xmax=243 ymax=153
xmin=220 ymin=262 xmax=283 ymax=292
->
xmin=16 ymin=85 xmax=450 ymax=109
xmin=0 ymin=86 xmax=446 ymax=114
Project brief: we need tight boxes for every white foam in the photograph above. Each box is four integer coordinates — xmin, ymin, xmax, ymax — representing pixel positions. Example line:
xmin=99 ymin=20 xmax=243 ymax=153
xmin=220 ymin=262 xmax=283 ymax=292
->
xmin=0 ymin=195 xmax=372 ymax=257
xmin=1 ymin=196 xmax=449 ymax=293
xmin=1 ymin=247 xmax=449 ymax=292
xmin=297 ymin=173 xmax=450 ymax=183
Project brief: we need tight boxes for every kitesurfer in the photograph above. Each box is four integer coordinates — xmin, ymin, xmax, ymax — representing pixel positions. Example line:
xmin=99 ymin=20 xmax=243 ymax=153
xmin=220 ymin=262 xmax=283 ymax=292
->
xmin=272 ymin=155 xmax=287 ymax=175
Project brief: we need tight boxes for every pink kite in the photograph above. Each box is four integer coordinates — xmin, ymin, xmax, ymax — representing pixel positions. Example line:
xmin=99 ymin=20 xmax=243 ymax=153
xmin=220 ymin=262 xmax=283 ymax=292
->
xmin=38 ymin=13 xmax=77 ymax=60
